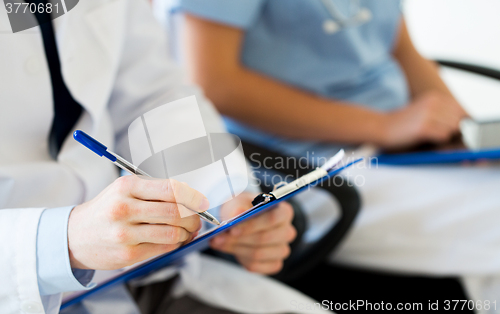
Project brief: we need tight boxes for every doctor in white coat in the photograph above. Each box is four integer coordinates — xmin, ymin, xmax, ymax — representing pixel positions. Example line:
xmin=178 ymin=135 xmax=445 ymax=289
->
xmin=0 ymin=1 xmax=326 ymax=313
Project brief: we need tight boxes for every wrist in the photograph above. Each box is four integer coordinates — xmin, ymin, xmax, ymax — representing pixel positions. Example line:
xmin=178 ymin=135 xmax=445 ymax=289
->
xmin=67 ymin=204 xmax=89 ymax=270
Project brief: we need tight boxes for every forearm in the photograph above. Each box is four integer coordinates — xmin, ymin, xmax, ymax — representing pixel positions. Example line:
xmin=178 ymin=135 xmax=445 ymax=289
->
xmin=205 ymin=67 xmax=387 ymax=145
xmin=393 ymin=20 xmax=455 ymax=99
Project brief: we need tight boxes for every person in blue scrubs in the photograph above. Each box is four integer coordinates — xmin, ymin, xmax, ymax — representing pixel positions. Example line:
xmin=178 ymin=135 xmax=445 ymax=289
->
xmin=170 ymin=0 xmax=500 ymax=307
xmin=177 ymin=0 xmax=466 ymax=158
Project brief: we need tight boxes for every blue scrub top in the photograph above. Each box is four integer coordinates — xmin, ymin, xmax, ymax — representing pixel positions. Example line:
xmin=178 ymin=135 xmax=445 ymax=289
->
xmin=179 ymin=0 xmax=410 ymax=157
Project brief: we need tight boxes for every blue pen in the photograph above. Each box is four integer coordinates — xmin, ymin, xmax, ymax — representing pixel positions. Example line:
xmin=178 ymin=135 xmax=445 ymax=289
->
xmin=73 ymin=130 xmax=220 ymax=225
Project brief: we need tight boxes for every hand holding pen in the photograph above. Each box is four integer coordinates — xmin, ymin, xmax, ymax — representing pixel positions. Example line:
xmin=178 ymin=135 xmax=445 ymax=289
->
xmin=68 ymin=173 xmax=206 ymax=270
xmin=73 ymin=130 xmax=220 ymax=226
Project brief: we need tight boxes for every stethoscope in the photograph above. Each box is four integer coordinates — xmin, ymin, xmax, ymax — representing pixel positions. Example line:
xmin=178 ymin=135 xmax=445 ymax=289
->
xmin=320 ymin=0 xmax=372 ymax=34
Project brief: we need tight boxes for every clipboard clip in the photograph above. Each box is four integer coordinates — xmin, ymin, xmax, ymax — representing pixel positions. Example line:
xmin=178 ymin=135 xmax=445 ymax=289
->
xmin=250 ymin=150 xmax=346 ymax=206
xmin=250 ymin=181 xmax=288 ymax=206
xmin=251 ymin=193 xmax=276 ymax=206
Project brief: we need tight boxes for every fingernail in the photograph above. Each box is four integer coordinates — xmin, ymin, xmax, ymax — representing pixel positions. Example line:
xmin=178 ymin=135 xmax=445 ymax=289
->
xmin=199 ymin=198 xmax=210 ymax=211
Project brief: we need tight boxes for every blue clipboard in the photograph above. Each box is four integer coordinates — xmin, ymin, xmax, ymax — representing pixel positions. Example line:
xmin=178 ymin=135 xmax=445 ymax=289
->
xmin=376 ymin=147 xmax=500 ymax=165
xmin=61 ymin=159 xmax=361 ymax=309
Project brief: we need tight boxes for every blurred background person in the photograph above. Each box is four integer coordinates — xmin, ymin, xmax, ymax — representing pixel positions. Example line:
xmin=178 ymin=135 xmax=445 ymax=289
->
xmin=156 ymin=0 xmax=500 ymax=310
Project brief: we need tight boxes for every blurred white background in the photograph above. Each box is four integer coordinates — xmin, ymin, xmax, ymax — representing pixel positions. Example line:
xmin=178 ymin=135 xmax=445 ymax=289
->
xmin=404 ymin=0 xmax=500 ymax=120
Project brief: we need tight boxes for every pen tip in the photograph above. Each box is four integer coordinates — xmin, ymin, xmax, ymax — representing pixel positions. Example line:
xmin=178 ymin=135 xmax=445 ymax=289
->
xmin=214 ymin=218 xmax=221 ymax=226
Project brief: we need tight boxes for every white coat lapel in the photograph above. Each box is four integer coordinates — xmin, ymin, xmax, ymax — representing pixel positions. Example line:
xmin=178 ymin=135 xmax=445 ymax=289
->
xmin=55 ymin=0 xmax=127 ymax=123
xmin=53 ymin=0 xmax=128 ymax=200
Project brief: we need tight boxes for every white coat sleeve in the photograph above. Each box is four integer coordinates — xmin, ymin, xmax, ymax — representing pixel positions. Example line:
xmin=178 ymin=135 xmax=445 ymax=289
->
xmin=0 ymin=207 xmax=92 ymax=314
xmin=0 ymin=208 xmax=46 ymax=314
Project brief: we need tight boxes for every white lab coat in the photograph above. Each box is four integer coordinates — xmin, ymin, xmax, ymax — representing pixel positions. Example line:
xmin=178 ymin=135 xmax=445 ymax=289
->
xmin=0 ymin=1 xmax=325 ymax=314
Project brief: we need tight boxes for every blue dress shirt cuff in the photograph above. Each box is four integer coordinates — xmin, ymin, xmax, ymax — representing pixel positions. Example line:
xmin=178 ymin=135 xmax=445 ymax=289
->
xmin=36 ymin=206 xmax=96 ymax=295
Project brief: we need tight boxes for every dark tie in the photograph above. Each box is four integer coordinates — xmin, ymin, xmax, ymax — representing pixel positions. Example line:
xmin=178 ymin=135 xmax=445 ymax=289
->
xmin=31 ymin=0 xmax=83 ymax=159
